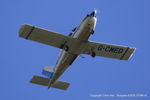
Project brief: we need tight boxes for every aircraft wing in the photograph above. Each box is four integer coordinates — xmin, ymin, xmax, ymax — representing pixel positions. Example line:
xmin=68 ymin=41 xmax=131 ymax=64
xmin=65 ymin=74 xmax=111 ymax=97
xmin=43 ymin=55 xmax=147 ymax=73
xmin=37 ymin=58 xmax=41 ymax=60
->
xmin=19 ymin=24 xmax=75 ymax=49
xmin=82 ymin=41 xmax=136 ymax=60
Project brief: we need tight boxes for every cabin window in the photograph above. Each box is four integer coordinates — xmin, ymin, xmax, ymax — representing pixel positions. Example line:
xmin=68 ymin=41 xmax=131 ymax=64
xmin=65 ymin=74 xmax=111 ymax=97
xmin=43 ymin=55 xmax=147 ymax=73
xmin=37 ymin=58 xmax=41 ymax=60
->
xmin=68 ymin=33 xmax=72 ymax=36
xmin=72 ymin=27 xmax=76 ymax=32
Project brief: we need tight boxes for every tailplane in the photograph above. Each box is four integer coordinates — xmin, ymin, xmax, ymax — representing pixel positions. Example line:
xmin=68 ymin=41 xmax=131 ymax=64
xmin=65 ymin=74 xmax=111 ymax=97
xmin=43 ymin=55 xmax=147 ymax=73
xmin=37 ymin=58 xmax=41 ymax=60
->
xmin=30 ymin=75 xmax=70 ymax=90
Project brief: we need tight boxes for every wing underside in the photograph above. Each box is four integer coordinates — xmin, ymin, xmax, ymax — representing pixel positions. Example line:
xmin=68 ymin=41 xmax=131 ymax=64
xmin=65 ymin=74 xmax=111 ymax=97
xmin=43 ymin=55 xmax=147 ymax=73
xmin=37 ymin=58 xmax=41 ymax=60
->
xmin=19 ymin=24 xmax=75 ymax=49
xmin=19 ymin=24 xmax=135 ymax=60
xmin=82 ymin=41 xmax=136 ymax=60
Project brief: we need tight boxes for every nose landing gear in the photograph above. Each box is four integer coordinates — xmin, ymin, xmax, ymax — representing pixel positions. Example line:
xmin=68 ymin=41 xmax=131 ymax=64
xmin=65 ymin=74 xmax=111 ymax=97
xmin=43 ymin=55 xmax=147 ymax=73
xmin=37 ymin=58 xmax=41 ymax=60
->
xmin=90 ymin=29 xmax=94 ymax=35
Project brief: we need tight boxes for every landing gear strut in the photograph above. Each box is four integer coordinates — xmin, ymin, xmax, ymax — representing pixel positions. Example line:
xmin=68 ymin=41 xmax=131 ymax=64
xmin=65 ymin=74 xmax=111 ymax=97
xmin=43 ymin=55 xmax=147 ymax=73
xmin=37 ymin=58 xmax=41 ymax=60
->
xmin=64 ymin=45 xmax=69 ymax=51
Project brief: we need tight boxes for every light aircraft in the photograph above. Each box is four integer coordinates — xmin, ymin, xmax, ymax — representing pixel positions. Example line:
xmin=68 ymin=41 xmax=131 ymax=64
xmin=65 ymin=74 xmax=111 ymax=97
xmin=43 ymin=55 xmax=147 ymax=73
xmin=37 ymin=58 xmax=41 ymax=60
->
xmin=19 ymin=10 xmax=136 ymax=90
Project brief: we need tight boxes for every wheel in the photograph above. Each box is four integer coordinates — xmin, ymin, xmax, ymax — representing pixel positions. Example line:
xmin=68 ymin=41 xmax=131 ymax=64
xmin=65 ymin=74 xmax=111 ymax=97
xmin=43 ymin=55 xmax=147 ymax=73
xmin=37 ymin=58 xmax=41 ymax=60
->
xmin=64 ymin=45 xmax=69 ymax=51
xmin=91 ymin=52 xmax=96 ymax=58
xmin=90 ymin=29 xmax=94 ymax=35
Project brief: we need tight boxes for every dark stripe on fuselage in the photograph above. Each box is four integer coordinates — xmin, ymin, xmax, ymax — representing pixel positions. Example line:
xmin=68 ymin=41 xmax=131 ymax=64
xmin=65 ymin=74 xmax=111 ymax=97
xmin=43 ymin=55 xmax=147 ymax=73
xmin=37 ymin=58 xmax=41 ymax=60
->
xmin=26 ymin=26 xmax=35 ymax=39
xmin=120 ymin=47 xmax=129 ymax=60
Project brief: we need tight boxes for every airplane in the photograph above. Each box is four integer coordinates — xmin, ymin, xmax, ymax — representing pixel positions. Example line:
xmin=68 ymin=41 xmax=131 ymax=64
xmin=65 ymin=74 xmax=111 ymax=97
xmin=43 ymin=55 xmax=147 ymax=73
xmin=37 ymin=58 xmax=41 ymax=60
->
xmin=19 ymin=10 xmax=136 ymax=90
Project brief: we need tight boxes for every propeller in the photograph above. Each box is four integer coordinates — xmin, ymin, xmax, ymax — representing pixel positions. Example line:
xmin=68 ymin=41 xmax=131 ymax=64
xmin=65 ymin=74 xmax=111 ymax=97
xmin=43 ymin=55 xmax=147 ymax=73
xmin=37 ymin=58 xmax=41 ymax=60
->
xmin=90 ymin=9 xmax=100 ymax=16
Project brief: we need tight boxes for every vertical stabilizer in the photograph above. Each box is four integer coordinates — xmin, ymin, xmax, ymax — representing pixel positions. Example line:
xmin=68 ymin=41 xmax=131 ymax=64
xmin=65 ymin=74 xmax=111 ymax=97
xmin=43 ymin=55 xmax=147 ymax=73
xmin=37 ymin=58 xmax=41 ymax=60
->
xmin=42 ymin=66 xmax=54 ymax=79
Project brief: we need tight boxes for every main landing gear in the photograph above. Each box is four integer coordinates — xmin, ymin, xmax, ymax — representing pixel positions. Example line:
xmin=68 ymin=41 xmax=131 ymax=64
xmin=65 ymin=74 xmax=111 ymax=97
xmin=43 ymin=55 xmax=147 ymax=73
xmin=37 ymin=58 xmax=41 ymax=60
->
xmin=64 ymin=45 xmax=69 ymax=51
xmin=91 ymin=52 xmax=96 ymax=58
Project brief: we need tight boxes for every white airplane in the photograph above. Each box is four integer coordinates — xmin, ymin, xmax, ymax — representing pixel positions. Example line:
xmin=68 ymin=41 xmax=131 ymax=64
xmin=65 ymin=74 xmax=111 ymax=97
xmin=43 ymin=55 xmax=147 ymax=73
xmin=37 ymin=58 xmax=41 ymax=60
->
xmin=19 ymin=10 xmax=136 ymax=90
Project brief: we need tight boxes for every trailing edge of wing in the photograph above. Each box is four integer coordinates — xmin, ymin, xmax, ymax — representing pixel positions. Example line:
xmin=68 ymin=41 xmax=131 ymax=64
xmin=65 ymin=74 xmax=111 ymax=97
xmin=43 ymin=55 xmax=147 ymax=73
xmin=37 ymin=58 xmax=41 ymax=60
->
xmin=19 ymin=24 xmax=75 ymax=49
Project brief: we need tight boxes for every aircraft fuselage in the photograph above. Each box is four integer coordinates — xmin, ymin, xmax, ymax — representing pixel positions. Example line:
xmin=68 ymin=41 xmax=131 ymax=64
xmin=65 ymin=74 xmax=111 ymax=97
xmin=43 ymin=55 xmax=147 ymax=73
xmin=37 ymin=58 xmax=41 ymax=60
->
xmin=48 ymin=12 xmax=97 ymax=87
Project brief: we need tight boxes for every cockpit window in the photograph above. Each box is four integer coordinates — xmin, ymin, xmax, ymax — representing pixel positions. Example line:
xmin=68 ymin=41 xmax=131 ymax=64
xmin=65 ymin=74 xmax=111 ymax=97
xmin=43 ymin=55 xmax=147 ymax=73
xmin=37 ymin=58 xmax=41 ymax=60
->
xmin=72 ymin=27 xmax=76 ymax=32
xmin=68 ymin=14 xmax=89 ymax=37
xmin=68 ymin=32 xmax=72 ymax=36
xmin=68 ymin=27 xmax=76 ymax=37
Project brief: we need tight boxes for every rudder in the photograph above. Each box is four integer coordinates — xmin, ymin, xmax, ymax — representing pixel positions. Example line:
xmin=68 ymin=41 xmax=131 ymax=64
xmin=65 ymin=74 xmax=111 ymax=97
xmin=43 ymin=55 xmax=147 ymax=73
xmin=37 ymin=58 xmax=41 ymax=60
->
xmin=42 ymin=66 xmax=54 ymax=79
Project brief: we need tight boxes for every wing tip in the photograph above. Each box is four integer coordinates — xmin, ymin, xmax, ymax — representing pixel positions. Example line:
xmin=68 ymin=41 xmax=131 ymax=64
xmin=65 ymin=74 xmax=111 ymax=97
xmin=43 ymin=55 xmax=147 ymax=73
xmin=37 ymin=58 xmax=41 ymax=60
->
xmin=128 ymin=47 xmax=136 ymax=59
xmin=122 ymin=47 xmax=136 ymax=60
xmin=19 ymin=24 xmax=34 ymax=39
xmin=19 ymin=24 xmax=26 ymax=36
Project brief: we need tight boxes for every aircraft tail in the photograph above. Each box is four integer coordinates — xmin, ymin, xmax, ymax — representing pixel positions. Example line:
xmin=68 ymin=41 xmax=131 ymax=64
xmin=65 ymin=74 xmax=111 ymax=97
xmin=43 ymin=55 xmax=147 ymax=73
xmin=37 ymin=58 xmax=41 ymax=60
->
xmin=30 ymin=75 xmax=70 ymax=90
xmin=42 ymin=66 xmax=54 ymax=79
